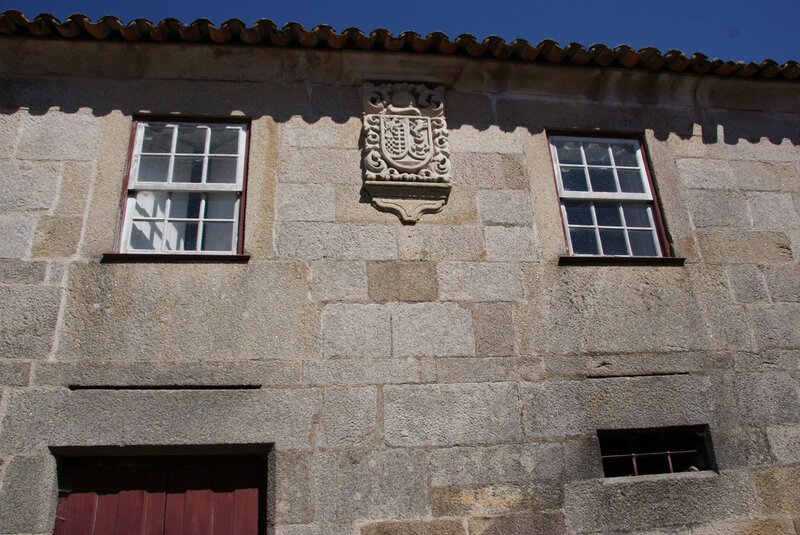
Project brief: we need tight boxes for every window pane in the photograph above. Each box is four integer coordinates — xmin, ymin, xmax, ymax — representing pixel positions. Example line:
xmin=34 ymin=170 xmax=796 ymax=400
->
xmin=175 ymin=126 xmax=207 ymax=154
xmin=137 ymin=155 xmax=169 ymax=182
xmin=600 ymin=229 xmax=628 ymax=255
xmin=165 ymin=222 xmax=199 ymax=251
xmin=583 ymin=142 xmax=611 ymax=165
xmin=132 ymin=191 xmax=167 ymax=219
xmin=618 ymin=169 xmax=646 ymax=193
xmin=622 ymin=204 xmax=651 ymax=227
xmin=561 ymin=167 xmax=588 ymax=191
xmin=205 ymin=194 xmax=236 ymax=219
xmin=129 ymin=221 xmax=164 ymax=250
xmin=564 ymin=202 xmax=593 ymax=225
xmin=595 ymin=203 xmax=623 ymax=226
xmin=210 ymin=128 xmax=240 ymax=154
xmin=629 ymin=229 xmax=658 ymax=256
xmin=170 ymin=193 xmax=202 ymax=219
xmin=207 ymin=157 xmax=237 ymax=184
xmin=589 ymin=167 xmax=616 ymax=192
xmin=570 ymin=228 xmax=599 ymax=255
xmin=202 ymin=222 xmax=234 ymax=251
xmin=611 ymin=143 xmax=638 ymax=166
xmin=173 ymin=156 xmax=204 ymax=183
xmin=141 ymin=126 xmax=173 ymax=153
xmin=555 ymin=139 xmax=583 ymax=164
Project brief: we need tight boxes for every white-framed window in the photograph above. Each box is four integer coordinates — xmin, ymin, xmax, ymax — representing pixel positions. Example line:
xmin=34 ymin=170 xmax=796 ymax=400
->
xmin=120 ymin=120 xmax=248 ymax=255
xmin=549 ymin=135 xmax=667 ymax=257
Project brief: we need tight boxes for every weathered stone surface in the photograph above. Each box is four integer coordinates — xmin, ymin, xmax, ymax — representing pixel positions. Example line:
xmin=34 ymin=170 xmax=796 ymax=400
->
xmin=543 ymin=352 xmax=732 ymax=379
xmin=747 ymin=191 xmax=800 ymax=229
xmin=626 ymin=518 xmax=796 ymax=535
xmin=747 ymin=304 xmax=800 ymax=349
xmin=432 ymin=482 xmax=561 ymax=516
xmin=276 ymin=147 xmax=362 ymax=185
xmin=276 ymin=524 xmax=353 ymax=535
xmin=449 ymin=125 xmax=524 ymax=154
xmin=366 ymin=261 xmax=438 ymax=302
xmin=275 ymin=222 xmax=397 ymax=260
xmin=0 ymin=159 xmax=60 ymax=211
xmin=321 ymin=386 xmax=376 ymax=447
xmin=0 ymin=454 xmax=58 ymax=534
xmin=564 ymin=471 xmax=759 ymax=533
xmin=477 ymin=189 xmax=533 ymax=224
xmin=484 ymin=226 xmax=540 ymax=262
xmin=398 ymin=225 xmax=485 ymax=261
xmin=464 ymin=302 xmax=515 ymax=357
xmin=450 ymin=153 xmax=505 ymax=188
xmin=0 ymin=214 xmax=35 ymax=258
xmin=16 ymin=110 xmax=102 ymax=161
xmin=0 ymin=259 xmax=47 ymax=283
xmin=278 ymin=116 xmax=361 ymax=149
xmin=323 ymin=304 xmax=390 ymax=357
xmin=0 ymin=387 xmax=322 ymax=451
xmin=0 ymin=285 xmax=60 ymax=359
xmin=59 ymin=262 xmax=320 ymax=360
xmin=762 ymin=263 xmax=800 ymax=302
xmin=304 ymin=358 xmax=419 ymax=385
xmin=437 ymin=262 xmax=524 ymax=301
xmin=384 ymin=382 xmax=521 ymax=446
xmin=391 ymin=302 xmax=475 ymax=357
xmin=734 ymin=372 xmax=800 ymax=426
xmin=695 ymin=229 xmax=793 ymax=264
xmin=468 ymin=511 xmax=566 ymax=535
xmin=712 ymin=427 xmax=772 ymax=468
xmin=766 ymin=425 xmax=800 ymax=465
xmin=54 ymin=160 xmax=95 ymax=216
xmin=676 ymin=158 xmax=735 ymax=190
xmin=31 ymin=215 xmax=82 ymax=257
xmin=360 ymin=519 xmax=465 ymax=535
xmin=430 ymin=357 xmax=519 ymax=383
xmin=755 ymin=465 xmax=800 ymax=515
xmin=308 ymin=451 xmax=338 ymax=522
xmin=0 ymin=360 xmax=30 ymax=386
xmin=521 ymin=375 xmax=724 ymax=438
xmin=275 ymin=183 xmax=336 ymax=222
xmin=337 ymin=449 xmax=427 ymax=520
xmin=427 ymin=443 xmax=562 ymax=487
xmin=732 ymin=159 xmax=784 ymax=191
xmin=308 ymin=261 xmax=368 ymax=302
xmin=726 ymin=265 xmax=769 ymax=302
xmin=275 ymin=451 xmax=314 ymax=524
xmin=686 ymin=189 xmax=750 ymax=228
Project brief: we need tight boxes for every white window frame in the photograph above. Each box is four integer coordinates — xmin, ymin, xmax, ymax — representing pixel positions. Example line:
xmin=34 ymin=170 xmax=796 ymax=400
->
xmin=120 ymin=120 xmax=248 ymax=255
xmin=549 ymin=135 xmax=665 ymax=257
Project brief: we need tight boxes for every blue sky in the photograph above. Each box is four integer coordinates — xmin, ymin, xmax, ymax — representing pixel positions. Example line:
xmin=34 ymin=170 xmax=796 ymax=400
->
xmin=4 ymin=0 xmax=799 ymax=64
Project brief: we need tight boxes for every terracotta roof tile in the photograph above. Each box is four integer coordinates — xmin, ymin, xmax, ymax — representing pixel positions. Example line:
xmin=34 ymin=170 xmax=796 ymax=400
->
xmin=1 ymin=10 xmax=797 ymax=81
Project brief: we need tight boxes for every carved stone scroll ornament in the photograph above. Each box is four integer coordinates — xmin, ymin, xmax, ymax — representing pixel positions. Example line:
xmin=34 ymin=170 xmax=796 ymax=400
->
xmin=362 ymin=83 xmax=451 ymax=223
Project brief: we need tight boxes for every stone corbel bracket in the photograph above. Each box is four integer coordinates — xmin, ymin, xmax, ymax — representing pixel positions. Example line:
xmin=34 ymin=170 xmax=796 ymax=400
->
xmin=362 ymin=82 xmax=451 ymax=224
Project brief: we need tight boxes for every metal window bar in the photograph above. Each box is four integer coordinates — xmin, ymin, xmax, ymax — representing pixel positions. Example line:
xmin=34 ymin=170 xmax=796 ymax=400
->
xmin=601 ymin=448 xmax=700 ymax=476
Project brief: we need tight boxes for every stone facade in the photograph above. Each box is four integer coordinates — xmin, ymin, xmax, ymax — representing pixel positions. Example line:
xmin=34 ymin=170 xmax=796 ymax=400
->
xmin=0 ymin=32 xmax=799 ymax=535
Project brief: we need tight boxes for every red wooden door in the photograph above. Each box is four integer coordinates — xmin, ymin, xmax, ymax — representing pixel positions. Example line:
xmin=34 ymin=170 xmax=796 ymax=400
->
xmin=53 ymin=455 xmax=264 ymax=535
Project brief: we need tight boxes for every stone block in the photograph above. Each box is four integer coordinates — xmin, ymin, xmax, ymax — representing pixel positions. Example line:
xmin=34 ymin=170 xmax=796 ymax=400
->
xmin=468 ymin=511 xmax=566 ymax=535
xmin=431 ymin=482 xmax=561 ymax=516
xmin=275 ymin=183 xmax=336 ymax=222
xmin=397 ymin=224 xmax=485 ymax=261
xmin=431 ymin=357 xmax=519 ymax=383
xmin=676 ymin=158 xmax=735 ymax=190
xmin=477 ymin=189 xmax=533 ymax=225
xmin=0 ymin=159 xmax=60 ymax=211
xmin=624 ymin=519 xmax=796 ymax=535
xmin=484 ymin=226 xmax=540 ymax=262
xmin=0 ymin=387 xmax=322 ymax=452
xmin=308 ymin=261 xmax=368 ymax=302
xmin=463 ymin=302 xmax=515 ymax=357
xmin=31 ymin=215 xmax=83 ymax=257
xmin=762 ymin=263 xmax=800 ymax=302
xmin=0 ymin=214 xmax=35 ymax=258
xmin=766 ymin=425 xmax=800 ymax=465
xmin=0 ymin=285 xmax=60 ymax=359
xmin=275 ymin=222 xmax=397 ymax=260
xmin=276 ymin=147 xmax=362 ymax=185
xmin=0 ymin=453 xmax=58 ymax=534
xmin=309 ymin=451 xmax=338 ymax=522
xmin=321 ymin=386 xmax=376 ymax=447
xmin=275 ymin=451 xmax=314 ymax=524
xmin=747 ymin=192 xmax=800 ymax=229
xmin=322 ymin=304 xmax=390 ymax=357
xmin=725 ymin=265 xmax=769 ymax=302
xmin=755 ymin=465 xmax=800 ymax=515
xmin=337 ymin=449 xmax=427 ymax=520
xmin=384 ymin=382 xmax=521 ymax=446
xmin=58 ymin=262 xmax=320 ymax=360
xmin=734 ymin=349 xmax=800 ymax=372
xmin=521 ymin=375 xmax=725 ymax=438
xmin=304 ymin=358 xmax=420 ymax=385
xmin=695 ymin=229 xmax=793 ymax=264
xmin=732 ymin=160 xmax=782 ymax=191
xmin=414 ymin=186 xmax=479 ymax=225
xmin=502 ymin=154 xmax=529 ymax=189
xmin=449 ymin=125 xmax=524 ymax=154
xmin=747 ymin=304 xmax=800 ymax=350
xmin=543 ymin=352 xmax=732 ymax=379
xmin=564 ymin=470 xmax=759 ymax=533
xmin=16 ymin=110 xmax=101 ymax=161
xmin=734 ymin=372 xmax=800 ymax=426
xmin=437 ymin=262 xmax=524 ymax=301
xmin=366 ymin=261 xmax=438 ymax=302
xmin=0 ymin=259 xmax=47 ymax=283
xmin=391 ymin=302 xmax=475 ymax=357
xmin=0 ymin=360 xmax=30 ymax=386
xmin=278 ymin=116 xmax=361 ymax=149
xmin=276 ymin=524 xmax=353 ymax=535
xmin=712 ymin=427 xmax=772 ymax=469
xmin=427 ymin=443 xmax=562 ymax=487
xmin=360 ymin=519 xmax=465 ymax=535
xmin=0 ymin=111 xmax=24 ymax=158
xmin=685 ymin=189 xmax=750 ymax=228
xmin=54 ymin=160 xmax=95 ymax=216
xmin=450 ymin=152 xmax=505 ymax=188
xmin=446 ymin=90 xmax=494 ymax=125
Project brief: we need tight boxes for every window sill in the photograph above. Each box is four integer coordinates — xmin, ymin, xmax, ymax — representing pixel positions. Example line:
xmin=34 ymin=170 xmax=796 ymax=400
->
xmin=101 ymin=253 xmax=250 ymax=263
xmin=558 ymin=255 xmax=686 ymax=266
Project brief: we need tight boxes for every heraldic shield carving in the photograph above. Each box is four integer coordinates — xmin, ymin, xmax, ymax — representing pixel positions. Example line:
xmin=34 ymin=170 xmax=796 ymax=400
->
xmin=362 ymin=83 xmax=451 ymax=223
